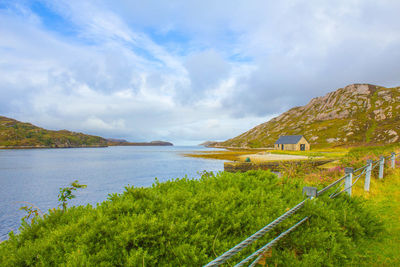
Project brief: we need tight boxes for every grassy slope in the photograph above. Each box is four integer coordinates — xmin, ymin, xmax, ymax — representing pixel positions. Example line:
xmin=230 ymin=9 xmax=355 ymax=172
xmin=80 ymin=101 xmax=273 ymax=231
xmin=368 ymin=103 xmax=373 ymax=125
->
xmin=217 ymin=85 xmax=400 ymax=149
xmin=352 ymin=168 xmax=400 ymax=266
xmin=318 ymin=145 xmax=400 ymax=266
xmin=269 ymin=145 xmax=400 ymax=266
xmin=0 ymin=116 xmax=107 ymax=148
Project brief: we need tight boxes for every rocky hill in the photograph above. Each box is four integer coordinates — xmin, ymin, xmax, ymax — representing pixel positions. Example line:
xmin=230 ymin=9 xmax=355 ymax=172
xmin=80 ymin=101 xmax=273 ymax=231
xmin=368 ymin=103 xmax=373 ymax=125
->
xmin=199 ymin=141 xmax=219 ymax=147
xmin=216 ymin=84 xmax=400 ymax=148
xmin=0 ymin=116 xmax=108 ymax=148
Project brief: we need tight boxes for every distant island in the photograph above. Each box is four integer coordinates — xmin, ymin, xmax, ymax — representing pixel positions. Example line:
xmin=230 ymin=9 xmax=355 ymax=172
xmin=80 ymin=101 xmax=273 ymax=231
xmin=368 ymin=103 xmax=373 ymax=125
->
xmin=0 ymin=116 xmax=173 ymax=149
xmin=107 ymin=140 xmax=173 ymax=146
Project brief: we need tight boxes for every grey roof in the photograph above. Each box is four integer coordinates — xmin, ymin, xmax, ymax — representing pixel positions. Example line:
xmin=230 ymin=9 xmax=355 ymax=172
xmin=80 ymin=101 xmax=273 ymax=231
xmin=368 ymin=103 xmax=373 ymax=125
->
xmin=275 ymin=135 xmax=304 ymax=144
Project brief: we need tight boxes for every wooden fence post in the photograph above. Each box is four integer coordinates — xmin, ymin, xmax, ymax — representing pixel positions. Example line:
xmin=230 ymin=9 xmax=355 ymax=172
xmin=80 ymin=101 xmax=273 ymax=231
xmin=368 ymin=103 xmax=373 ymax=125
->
xmin=345 ymin=167 xmax=353 ymax=196
xmin=364 ymin=160 xmax=372 ymax=192
xmin=391 ymin=152 xmax=396 ymax=169
xmin=379 ymin=156 xmax=385 ymax=179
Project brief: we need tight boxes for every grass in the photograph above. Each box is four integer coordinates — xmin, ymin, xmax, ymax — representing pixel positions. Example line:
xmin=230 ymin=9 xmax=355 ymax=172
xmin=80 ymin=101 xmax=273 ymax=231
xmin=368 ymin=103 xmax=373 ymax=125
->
xmin=184 ymin=147 xmax=348 ymax=162
xmin=297 ymin=146 xmax=400 ymax=266
xmin=270 ymin=148 xmax=348 ymax=159
xmin=182 ymin=149 xmax=262 ymax=161
xmin=351 ymin=168 xmax=400 ymax=266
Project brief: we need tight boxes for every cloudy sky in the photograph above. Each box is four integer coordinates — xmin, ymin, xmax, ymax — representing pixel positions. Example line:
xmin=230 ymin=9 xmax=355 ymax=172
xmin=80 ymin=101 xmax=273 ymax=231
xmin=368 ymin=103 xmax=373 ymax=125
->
xmin=1 ymin=1 xmax=400 ymax=144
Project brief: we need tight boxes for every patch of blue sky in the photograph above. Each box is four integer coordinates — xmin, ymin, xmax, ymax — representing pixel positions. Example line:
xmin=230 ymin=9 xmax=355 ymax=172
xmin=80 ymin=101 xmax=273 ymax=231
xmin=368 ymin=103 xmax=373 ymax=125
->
xmin=146 ymin=28 xmax=189 ymax=45
xmin=229 ymin=53 xmax=253 ymax=63
xmin=0 ymin=0 xmax=81 ymax=40
xmin=215 ymin=30 xmax=253 ymax=63
xmin=144 ymin=27 xmax=190 ymax=56
xmin=115 ymin=38 xmax=165 ymax=69
xmin=29 ymin=1 xmax=78 ymax=38
xmin=0 ymin=0 xmax=14 ymax=10
xmin=0 ymin=0 xmax=27 ymax=15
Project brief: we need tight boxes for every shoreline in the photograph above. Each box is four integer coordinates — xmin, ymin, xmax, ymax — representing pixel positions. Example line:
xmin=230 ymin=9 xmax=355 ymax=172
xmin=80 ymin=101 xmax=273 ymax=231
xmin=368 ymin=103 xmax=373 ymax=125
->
xmin=0 ymin=145 xmax=108 ymax=149
xmin=0 ymin=144 xmax=174 ymax=150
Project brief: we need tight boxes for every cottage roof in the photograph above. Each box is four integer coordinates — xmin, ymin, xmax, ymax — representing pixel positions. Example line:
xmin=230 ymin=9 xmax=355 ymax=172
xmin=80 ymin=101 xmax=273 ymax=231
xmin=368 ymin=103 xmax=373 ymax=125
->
xmin=275 ymin=135 xmax=304 ymax=144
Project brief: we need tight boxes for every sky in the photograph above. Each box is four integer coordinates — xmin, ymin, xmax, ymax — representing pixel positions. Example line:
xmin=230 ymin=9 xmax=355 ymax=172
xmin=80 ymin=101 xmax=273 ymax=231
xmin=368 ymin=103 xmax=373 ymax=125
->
xmin=1 ymin=0 xmax=400 ymax=145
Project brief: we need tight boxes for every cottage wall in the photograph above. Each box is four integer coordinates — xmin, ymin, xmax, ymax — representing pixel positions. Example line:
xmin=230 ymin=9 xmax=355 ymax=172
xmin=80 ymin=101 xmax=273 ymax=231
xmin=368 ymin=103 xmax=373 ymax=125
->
xmin=274 ymin=136 xmax=310 ymax=151
xmin=295 ymin=136 xmax=310 ymax=151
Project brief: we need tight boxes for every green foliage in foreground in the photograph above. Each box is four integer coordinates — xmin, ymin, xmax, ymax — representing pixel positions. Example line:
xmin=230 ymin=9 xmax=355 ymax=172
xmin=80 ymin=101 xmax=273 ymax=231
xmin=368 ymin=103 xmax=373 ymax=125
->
xmin=0 ymin=171 xmax=383 ymax=266
xmin=340 ymin=143 xmax=400 ymax=169
xmin=58 ymin=180 xmax=87 ymax=211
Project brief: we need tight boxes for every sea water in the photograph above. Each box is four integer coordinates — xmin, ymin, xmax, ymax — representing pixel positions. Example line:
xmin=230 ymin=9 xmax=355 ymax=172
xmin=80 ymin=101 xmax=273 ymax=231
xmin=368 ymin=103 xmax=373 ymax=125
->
xmin=0 ymin=146 xmax=225 ymax=241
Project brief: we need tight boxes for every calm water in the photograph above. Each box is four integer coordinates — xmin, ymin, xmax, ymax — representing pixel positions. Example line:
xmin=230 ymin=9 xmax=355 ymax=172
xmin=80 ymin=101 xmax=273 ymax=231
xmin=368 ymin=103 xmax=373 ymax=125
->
xmin=0 ymin=146 xmax=225 ymax=241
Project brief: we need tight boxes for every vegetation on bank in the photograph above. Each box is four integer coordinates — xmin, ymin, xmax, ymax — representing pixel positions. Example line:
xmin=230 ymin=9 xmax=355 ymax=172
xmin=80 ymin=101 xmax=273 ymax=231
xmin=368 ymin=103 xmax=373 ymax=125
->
xmin=0 ymin=116 xmax=173 ymax=148
xmin=354 ymin=168 xmax=400 ymax=265
xmin=187 ymin=144 xmax=399 ymax=166
xmin=184 ymin=147 xmax=348 ymax=163
xmin=183 ymin=149 xmax=263 ymax=161
xmin=0 ymin=116 xmax=107 ymax=148
xmin=0 ymin=169 xmax=386 ymax=266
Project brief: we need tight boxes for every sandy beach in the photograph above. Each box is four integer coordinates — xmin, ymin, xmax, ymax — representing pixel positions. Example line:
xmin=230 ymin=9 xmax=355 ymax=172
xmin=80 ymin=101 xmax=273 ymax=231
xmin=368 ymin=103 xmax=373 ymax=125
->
xmin=238 ymin=152 xmax=309 ymax=163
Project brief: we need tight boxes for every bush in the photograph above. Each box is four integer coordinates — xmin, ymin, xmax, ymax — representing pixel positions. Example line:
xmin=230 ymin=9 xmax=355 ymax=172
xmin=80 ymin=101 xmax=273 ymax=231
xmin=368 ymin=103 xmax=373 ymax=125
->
xmin=0 ymin=171 xmax=383 ymax=266
xmin=340 ymin=144 xmax=400 ymax=169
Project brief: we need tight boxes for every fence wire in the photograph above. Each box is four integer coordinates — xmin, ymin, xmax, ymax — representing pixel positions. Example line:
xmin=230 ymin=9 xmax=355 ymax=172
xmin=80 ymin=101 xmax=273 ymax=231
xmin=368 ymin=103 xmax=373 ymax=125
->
xmin=204 ymin=199 xmax=306 ymax=266
xmin=235 ymin=217 xmax=309 ymax=267
xmin=317 ymin=175 xmax=346 ymax=196
xmin=353 ymin=165 xmax=368 ymax=174
xmin=204 ymin=152 xmax=398 ymax=267
xmin=372 ymin=161 xmax=380 ymax=170
xmin=330 ymin=168 xmax=367 ymax=199
xmin=329 ymin=180 xmax=346 ymax=199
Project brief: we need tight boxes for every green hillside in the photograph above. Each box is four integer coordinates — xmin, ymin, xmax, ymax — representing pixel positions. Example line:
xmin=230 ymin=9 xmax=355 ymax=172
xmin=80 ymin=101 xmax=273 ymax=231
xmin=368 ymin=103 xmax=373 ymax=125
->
xmin=0 ymin=116 xmax=107 ymax=148
xmin=216 ymin=84 xmax=400 ymax=148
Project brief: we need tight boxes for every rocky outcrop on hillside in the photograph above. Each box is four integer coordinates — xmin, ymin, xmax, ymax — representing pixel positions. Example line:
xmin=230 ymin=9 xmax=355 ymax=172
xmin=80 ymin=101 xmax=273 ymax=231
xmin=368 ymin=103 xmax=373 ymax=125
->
xmin=216 ymin=84 xmax=400 ymax=148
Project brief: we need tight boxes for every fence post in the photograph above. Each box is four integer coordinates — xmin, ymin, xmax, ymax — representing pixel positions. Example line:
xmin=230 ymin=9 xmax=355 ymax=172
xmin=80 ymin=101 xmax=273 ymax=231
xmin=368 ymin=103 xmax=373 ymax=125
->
xmin=364 ymin=160 xmax=372 ymax=192
xmin=391 ymin=152 xmax=396 ymax=169
xmin=345 ymin=167 xmax=353 ymax=196
xmin=379 ymin=156 xmax=385 ymax=179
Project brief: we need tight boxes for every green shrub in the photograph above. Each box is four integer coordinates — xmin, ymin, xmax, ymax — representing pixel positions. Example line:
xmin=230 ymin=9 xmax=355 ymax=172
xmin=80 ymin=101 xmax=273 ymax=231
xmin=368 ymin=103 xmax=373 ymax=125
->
xmin=340 ymin=144 xmax=400 ymax=169
xmin=0 ymin=171 xmax=383 ymax=266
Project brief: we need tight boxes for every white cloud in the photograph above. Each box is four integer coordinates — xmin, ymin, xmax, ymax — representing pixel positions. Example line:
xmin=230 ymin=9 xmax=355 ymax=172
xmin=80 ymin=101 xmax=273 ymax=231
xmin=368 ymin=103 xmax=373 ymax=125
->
xmin=84 ymin=116 xmax=126 ymax=132
xmin=1 ymin=0 xmax=400 ymax=144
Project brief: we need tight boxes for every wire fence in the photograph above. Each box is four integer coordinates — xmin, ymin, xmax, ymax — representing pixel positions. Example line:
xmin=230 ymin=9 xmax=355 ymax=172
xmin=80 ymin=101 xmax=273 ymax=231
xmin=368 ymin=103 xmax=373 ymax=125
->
xmin=330 ymin=167 xmax=367 ymax=198
xmin=204 ymin=151 xmax=399 ymax=266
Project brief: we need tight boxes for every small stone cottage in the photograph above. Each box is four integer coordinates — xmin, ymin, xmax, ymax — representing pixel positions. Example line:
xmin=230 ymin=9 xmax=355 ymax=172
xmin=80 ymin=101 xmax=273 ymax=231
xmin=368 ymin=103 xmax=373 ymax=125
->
xmin=274 ymin=135 xmax=310 ymax=151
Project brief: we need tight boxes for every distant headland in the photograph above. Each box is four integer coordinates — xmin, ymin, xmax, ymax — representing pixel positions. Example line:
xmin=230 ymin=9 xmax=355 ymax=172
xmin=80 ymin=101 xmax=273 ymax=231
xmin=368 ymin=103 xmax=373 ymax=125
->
xmin=0 ymin=116 xmax=173 ymax=149
xmin=107 ymin=140 xmax=173 ymax=146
